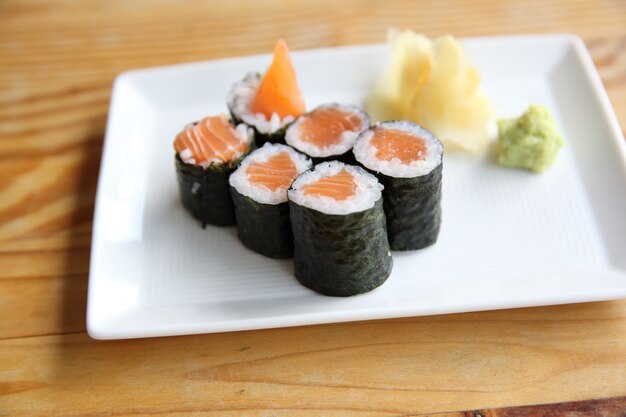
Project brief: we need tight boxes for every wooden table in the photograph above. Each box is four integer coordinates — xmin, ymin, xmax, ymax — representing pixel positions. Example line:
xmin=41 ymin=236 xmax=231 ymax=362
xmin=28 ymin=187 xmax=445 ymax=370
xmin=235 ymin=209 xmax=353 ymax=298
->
xmin=2 ymin=0 xmax=625 ymax=415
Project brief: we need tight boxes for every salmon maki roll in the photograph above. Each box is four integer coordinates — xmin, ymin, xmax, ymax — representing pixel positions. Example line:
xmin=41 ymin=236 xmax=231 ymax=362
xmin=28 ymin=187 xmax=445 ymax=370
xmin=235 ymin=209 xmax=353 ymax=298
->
xmin=174 ymin=114 xmax=253 ymax=227
xmin=353 ymin=121 xmax=443 ymax=250
xmin=229 ymin=143 xmax=312 ymax=258
xmin=288 ymin=161 xmax=392 ymax=296
xmin=285 ymin=103 xmax=370 ymax=164
xmin=227 ymin=39 xmax=306 ymax=146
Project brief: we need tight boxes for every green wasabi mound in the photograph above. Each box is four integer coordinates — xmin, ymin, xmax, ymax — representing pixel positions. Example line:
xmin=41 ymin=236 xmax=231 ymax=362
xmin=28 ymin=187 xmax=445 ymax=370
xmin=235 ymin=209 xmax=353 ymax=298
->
xmin=497 ymin=105 xmax=564 ymax=172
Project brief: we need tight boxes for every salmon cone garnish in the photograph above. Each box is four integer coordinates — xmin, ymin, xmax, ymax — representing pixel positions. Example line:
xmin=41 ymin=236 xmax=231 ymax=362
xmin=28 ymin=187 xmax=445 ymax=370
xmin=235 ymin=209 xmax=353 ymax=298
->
xmin=251 ymin=39 xmax=306 ymax=120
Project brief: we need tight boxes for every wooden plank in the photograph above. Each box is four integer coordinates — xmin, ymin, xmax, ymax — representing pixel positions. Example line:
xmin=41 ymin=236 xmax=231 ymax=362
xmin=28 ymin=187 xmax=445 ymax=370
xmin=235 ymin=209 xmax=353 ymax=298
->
xmin=0 ymin=274 xmax=87 ymax=339
xmin=0 ymin=148 xmax=98 ymax=280
xmin=0 ymin=149 xmax=99 ymax=237
xmin=2 ymin=301 xmax=626 ymax=415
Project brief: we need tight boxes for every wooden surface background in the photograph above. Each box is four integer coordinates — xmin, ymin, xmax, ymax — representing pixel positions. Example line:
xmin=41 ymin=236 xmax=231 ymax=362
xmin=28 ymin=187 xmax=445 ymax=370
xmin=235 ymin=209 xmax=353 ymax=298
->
xmin=1 ymin=0 xmax=626 ymax=415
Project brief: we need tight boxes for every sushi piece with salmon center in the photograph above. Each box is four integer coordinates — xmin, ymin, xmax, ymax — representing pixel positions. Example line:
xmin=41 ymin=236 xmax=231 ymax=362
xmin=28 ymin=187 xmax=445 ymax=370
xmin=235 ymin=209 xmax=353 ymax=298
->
xmin=285 ymin=103 xmax=370 ymax=164
xmin=288 ymin=161 xmax=392 ymax=296
xmin=174 ymin=114 xmax=254 ymax=227
xmin=229 ymin=143 xmax=312 ymax=258
xmin=353 ymin=121 xmax=443 ymax=250
xmin=227 ymin=39 xmax=306 ymax=145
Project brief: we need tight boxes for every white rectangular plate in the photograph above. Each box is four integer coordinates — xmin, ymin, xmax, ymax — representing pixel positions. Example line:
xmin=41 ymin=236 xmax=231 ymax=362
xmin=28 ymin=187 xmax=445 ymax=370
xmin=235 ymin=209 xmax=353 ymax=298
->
xmin=88 ymin=35 xmax=626 ymax=340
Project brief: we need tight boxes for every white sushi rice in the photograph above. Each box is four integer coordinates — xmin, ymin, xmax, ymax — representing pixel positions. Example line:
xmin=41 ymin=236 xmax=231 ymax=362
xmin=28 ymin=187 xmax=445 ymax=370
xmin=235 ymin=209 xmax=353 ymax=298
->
xmin=285 ymin=103 xmax=370 ymax=158
xmin=288 ymin=161 xmax=383 ymax=215
xmin=229 ymin=143 xmax=312 ymax=205
xmin=227 ymin=72 xmax=295 ymax=135
xmin=353 ymin=121 xmax=443 ymax=178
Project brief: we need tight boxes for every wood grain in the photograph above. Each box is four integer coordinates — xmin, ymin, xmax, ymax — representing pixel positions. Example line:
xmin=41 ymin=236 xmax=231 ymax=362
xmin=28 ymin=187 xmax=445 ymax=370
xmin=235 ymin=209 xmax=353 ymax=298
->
xmin=0 ymin=0 xmax=625 ymax=415
xmin=2 ymin=302 xmax=626 ymax=416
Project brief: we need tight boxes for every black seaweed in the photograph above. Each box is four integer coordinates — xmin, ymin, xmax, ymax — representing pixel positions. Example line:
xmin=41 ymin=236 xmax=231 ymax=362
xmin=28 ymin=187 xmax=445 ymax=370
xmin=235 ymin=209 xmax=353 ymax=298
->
xmin=379 ymin=163 xmax=443 ymax=250
xmin=309 ymin=151 xmax=358 ymax=167
xmin=230 ymin=187 xmax=294 ymax=259
xmin=289 ymin=198 xmax=393 ymax=297
xmin=175 ymin=154 xmax=242 ymax=227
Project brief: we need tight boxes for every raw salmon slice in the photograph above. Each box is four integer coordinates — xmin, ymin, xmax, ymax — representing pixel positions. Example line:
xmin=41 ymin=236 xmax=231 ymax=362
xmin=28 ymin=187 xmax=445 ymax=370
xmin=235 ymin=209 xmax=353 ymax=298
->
xmin=174 ymin=115 xmax=248 ymax=165
xmin=245 ymin=151 xmax=298 ymax=192
xmin=371 ymin=128 xmax=427 ymax=164
xmin=298 ymin=107 xmax=364 ymax=148
xmin=251 ymin=39 xmax=306 ymax=120
xmin=301 ymin=169 xmax=356 ymax=201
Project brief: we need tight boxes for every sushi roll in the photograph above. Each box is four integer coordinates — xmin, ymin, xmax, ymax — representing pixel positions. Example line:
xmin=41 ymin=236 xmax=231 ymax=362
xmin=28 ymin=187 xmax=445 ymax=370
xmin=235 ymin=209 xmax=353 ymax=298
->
xmin=229 ymin=143 xmax=312 ymax=258
xmin=285 ymin=103 xmax=370 ymax=164
xmin=227 ymin=39 xmax=305 ymax=146
xmin=174 ymin=114 xmax=253 ymax=227
xmin=353 ymin=121 xmax=443 ymax=250
xmin=288 ymin=161 xmax=392 ymax=296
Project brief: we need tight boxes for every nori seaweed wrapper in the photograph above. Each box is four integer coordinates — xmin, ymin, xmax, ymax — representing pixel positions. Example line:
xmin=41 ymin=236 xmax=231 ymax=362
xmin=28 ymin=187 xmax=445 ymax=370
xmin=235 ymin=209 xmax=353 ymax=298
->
xmin=289 ymin=198 xmax=393 ymax=297
xmin=309 ymin=151 xmax=358 ymax=167
xmin=230 ymin=187 xmax=294 ymax=258
xmin=379 ymin=162 xmax=443 ymax=250
xmin=175 ymin=153 xmax=249 ymax=227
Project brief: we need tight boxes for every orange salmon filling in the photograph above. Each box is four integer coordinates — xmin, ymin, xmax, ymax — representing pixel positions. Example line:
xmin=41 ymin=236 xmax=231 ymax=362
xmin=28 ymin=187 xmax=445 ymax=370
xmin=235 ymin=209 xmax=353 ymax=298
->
xmin=245 ymin=152 xmax=298 ymax=192
xmin=301 ymin=169 xmax=356 ymax=201
xmin=252 ymin=39 xmax=306 ymax=120
xmin=174 ymin=115 xmax=248 ymax=165
xmin=371 ymin=129 xmax=427 ymax=164
xmin=298 ymin=107 xmax=363 ymax=148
